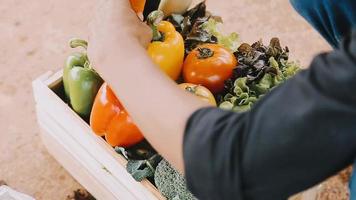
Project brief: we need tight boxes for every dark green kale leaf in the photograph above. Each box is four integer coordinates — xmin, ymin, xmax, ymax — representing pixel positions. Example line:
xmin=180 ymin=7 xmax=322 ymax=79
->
xmin=126 ymin=154 xmax=163 ymax=182
xmin=165 ymin=1 xmax=218 ymax=55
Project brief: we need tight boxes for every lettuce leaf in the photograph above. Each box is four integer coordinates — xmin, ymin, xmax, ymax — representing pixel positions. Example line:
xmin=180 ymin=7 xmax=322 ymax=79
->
xmin=219 ymin=44 xmax=301 ymax=113
xmin=203 ymin=18 xmax=239 ymax=52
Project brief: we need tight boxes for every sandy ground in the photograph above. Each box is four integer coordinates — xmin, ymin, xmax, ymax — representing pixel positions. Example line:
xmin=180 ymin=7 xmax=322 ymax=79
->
xmin=0 ymin=0 xmax=334 ymax=199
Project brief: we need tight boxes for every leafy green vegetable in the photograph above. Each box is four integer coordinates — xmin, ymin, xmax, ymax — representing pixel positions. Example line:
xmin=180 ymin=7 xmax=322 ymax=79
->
xmin=166 ymin=2 xmax=239 ymax=54
xmin=184 ymin=17 xmax=218 ymax=54
xmin=154 ymin=160 xmax=197 ymax=200
xmin=203 ymin=18 xmax=239 ymax=52
xmin=115 ymin=141 xmax=162 ymax=182
xmin=219 ymin=38 xmax=300 ymax=112
xmin=115 ymin=147 xmax=129 ymax=159
xmin=126 ymin=154 xmax=162 ymax=182
xmin=166 ymin=2 xmax=218 ymax=55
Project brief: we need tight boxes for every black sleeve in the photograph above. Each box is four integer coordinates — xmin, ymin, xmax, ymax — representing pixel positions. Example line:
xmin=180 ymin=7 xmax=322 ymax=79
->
xmin=183 ymin=31 xmax=356 ymax=200
xmin=143 ymin=0 xmax=161 ymax=20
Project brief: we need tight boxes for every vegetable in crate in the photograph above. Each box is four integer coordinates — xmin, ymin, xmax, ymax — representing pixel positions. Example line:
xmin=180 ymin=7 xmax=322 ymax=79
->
xmin=90 ymin=83 xmax=144 ymax=147
xmin=179 ymin=83 xmax=216 ymax=106
xmin=166 ymin=2 xmax=217 ymax=55
xmin=219 ymin=38 xmax=300 ymax=112
xmin=63 ymin=39 xmax=103 ymax=118
xmin=129 ymin=0 xmax=146 ymax=13
xmin=183 ymin=43 xmax=237 ymax=94
xmin=126 ymin=154 xmax=162 ymax=182
xmin=147 ymin=10 xmax=185 ymax=80
xmin=202 ymin=18 xmax=239 ymax=52
xmin=166 ymin=2 xmax=239 ymax=54
xmin=155 ymin=159 xmax=196 ymax=200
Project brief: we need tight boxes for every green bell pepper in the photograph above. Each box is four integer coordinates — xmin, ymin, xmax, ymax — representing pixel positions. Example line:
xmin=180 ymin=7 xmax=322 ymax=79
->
xmin=63 ymin=39 xmax=103 ymax=118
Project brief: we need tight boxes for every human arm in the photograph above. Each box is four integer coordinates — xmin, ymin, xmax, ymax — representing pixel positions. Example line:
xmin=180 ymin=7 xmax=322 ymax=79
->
xmin=88 ymin=0 xmax=209 ymax=172
xmin=88 ymin=1 xmax=356 ymax=199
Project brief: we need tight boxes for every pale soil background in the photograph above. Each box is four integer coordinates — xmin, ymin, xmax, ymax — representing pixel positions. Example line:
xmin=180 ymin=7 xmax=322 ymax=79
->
xmin=0 ymin=0 xmax=343 ymax=199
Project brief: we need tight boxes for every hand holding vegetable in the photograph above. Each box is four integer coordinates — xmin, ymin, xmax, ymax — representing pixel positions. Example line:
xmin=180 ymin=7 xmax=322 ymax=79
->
xmin=87 ymin=0 xmax=152 ymax=77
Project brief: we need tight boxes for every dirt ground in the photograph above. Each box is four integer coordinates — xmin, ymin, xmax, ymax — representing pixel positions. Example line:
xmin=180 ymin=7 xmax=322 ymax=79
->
xmin=0 ymin=0 xmax=341 ymax=199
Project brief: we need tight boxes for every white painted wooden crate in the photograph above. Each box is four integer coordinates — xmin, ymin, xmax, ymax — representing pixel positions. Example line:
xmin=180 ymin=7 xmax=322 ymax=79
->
xmin=32 ymin=70 xmax=319 ymax=200
xmin=32 ymin=71 xmax=165 ymax=200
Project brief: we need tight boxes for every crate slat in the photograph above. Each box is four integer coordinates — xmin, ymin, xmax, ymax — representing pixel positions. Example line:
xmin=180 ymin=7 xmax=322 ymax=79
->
xmin=37 ymin=107 xmax=137 ymax=200
xmin=38 ymin=111 xmax=118 ymax=200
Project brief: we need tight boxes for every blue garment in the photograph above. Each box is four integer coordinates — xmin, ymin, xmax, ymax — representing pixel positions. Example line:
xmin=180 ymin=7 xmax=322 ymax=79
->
xmin=291 ymin=0 xmax=356 ymax=199
xmin=290 ymin=0 xmax=356 ymax=48
xmin=351 ymin=172 xmax=356 ymax=200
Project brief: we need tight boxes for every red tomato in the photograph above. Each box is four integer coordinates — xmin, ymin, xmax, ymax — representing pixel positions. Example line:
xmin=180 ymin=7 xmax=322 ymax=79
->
xmin=183 ymin=44 xmax=237 ymax=94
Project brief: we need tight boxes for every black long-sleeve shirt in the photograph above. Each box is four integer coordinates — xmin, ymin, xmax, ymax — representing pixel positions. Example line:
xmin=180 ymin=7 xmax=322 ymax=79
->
xmin=183 ymin=1 xmax=356 ymax=199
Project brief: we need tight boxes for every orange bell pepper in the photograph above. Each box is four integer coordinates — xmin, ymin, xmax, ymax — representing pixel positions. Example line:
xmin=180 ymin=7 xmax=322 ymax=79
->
xmin=90 ymin=83 xmax=144 ymax=147
xmin=129 ymin=0 xmax=146 ymax=13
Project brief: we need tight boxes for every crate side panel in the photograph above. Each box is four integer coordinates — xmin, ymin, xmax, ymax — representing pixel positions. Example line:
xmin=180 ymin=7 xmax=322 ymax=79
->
xmin=33 ymin=72 xmax=161 ymax=200
xmin=37 ymin=108 xmax=137 ymax=200
xmin=39 ymin=126 xmax=116 ymax=200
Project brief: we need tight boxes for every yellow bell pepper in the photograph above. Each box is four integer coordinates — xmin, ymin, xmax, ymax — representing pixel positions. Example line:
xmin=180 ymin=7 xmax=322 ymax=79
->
xmin=147 ymin=11 xmax=185 ymax=80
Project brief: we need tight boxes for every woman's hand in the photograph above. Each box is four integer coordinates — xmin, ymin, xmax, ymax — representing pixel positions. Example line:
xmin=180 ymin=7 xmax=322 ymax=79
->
xmin=88 ymin=0 xmax=152 ymax=73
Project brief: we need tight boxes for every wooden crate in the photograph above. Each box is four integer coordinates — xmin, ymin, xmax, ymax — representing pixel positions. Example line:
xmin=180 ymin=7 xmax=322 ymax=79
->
xmin=32 ymin=70 xmax=319 ymax=200
xmin=32 ymin=71 xmax=165 ymax=200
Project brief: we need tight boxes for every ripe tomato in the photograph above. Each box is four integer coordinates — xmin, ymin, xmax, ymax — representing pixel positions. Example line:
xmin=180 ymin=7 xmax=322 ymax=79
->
xmin=179 ymin=83 xmax=217 ymax=106
xmin=183 ymin=44 xmax=237 ymax=94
